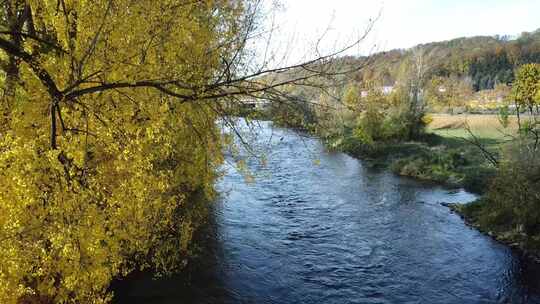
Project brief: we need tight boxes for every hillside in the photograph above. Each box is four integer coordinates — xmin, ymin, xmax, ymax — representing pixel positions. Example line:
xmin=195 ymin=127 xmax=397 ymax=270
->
xmin=350 ymin=28 xmax=540 ymax=91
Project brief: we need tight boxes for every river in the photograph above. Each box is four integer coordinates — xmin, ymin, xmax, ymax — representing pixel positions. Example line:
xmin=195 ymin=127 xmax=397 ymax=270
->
xmin=114 ymin=121 xmax=540 ymax=304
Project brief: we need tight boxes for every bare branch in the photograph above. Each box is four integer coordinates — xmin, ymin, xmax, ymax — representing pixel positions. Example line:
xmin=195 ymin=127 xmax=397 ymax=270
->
xmin=461 ymin=122 xmax=499 ymax=167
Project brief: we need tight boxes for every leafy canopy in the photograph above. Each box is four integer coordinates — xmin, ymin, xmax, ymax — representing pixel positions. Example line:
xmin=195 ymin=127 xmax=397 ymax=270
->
xmin=0 ymin=1 xmax=245 ymax=303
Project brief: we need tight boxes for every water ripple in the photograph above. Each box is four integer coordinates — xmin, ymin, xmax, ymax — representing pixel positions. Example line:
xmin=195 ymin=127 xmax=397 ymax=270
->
xmin=115 ymin=122 xmax=540 ymax=304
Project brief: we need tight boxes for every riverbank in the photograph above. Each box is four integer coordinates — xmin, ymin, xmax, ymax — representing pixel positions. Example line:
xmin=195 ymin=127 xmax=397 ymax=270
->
xmin=114 ymin=122 xmax=540 ymax=303
xmin=240 ymin=115 xmax=540 ymax=267
xmin=319 ymin=117 xmax=540 ymax=264
xmin=444 ymin=201 xmax=540 ymax=263
xmin=325 ymin=132 xmax=497 ymax=194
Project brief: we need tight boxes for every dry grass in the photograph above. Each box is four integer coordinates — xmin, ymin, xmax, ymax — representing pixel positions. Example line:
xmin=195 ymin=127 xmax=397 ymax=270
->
xmin=427 ymin=114 xmax=518 ymax=140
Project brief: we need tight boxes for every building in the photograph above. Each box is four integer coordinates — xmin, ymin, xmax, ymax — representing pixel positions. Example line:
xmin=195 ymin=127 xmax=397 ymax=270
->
xmin=360 ymin=85 xmax=395 ymax=98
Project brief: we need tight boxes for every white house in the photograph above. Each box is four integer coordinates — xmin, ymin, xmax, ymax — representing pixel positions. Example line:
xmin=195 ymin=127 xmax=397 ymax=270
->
xmin=360 ymin=85 xmax=395 ymax=98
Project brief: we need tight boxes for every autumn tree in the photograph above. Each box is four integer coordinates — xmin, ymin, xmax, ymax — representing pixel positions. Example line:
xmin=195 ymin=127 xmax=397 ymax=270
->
xmin=343 ymin=82 xmax=361 ymax=112
xmin=474 ymin=63 xmax=540 ymax=241
xmin=0 ymin=1 xmax=246 ymax=303
xmin=0 ymin=1 xmax=372 ymax=303
xmin=353 ymin=84 xmax=386 ymax=143
xmin=509 ymin=63 xmax=540 ymax=150
xmin=393 ymin=47 xmax=434 ymax=139
xmin=512 ymin=63 xmax=540 ymax=117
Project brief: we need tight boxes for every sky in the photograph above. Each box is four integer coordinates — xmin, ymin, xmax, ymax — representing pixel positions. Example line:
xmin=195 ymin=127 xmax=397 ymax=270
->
xmin=261 ymin=0 xmax=540 ymax=62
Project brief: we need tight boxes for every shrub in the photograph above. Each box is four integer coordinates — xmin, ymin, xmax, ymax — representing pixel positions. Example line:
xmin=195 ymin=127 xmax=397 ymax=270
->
xmin=480 ymin=141 xmax=540 ymax=235
xmin=461 ymin=166 xmax=497 ymax=194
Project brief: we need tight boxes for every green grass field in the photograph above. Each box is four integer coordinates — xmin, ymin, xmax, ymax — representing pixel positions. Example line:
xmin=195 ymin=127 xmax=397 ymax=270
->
xmin=334 ymin=113 xmax=520 ymax=193
xmin=427 ymin=114 xmax=518 ymax=141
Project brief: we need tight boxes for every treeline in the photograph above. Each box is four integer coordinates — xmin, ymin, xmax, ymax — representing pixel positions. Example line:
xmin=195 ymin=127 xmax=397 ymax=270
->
xmin=256 ymin=29 xmax=540 ymax=122
xmin=345 ymin=28 xmax=540 ymax=91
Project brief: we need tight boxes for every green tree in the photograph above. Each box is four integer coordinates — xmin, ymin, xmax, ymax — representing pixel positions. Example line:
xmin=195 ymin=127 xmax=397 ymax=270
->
xmin=353 ymin=85 xmax=387 ymax=143
xmin=393 ymin=47 xmax=433 ymax=139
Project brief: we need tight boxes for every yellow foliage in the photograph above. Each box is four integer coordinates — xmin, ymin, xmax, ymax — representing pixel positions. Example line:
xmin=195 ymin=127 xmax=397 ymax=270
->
xmin=0 ymin=0 xmax=243 ymax=303
xmin=421 ymin=114 xmax=434 ymax=126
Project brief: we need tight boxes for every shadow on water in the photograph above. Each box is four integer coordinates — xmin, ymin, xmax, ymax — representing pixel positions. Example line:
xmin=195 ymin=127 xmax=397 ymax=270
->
xmin=112 ymin=202 xmax=235 ymax=304
xmin=114 ymin=121 xmax=540 ymax=304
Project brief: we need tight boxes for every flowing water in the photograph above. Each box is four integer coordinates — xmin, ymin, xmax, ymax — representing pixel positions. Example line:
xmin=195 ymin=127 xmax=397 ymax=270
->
xmin=115 ymin=122 xmax=540 ymax=304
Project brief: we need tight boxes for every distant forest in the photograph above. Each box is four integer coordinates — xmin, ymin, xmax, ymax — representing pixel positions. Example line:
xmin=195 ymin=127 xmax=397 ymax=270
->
xmin=345 ymin=28 xmax=540 ymax=91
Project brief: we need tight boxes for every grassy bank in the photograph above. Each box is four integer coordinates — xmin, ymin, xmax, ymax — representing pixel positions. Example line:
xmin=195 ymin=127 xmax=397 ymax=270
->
xmin=328 ymin=114 xmax=540 ymax=261
xmin=358 ymin=114 xmax=540 ymax=262
xmin=327 ymin=114 xmax=510 ymax=194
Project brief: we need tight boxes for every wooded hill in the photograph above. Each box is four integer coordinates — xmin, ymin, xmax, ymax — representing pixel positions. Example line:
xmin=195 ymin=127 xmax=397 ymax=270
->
xmin=349 ymin=28 xmax=540 ymax=91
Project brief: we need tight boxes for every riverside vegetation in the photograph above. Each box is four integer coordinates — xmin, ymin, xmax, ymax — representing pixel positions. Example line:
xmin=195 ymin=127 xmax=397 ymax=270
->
xmin=262 ymin=58 xmax=540 ymax=260
xmin=452 ymin=63 xmax=540 ymax=260
xmin=1 ymin=1 xmax=539 ymax=302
